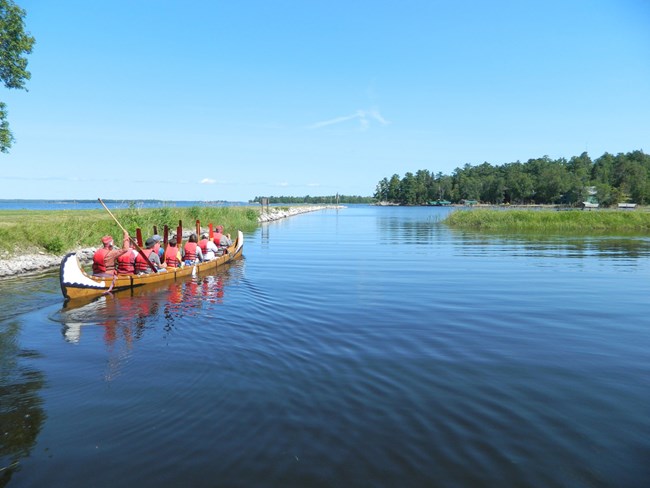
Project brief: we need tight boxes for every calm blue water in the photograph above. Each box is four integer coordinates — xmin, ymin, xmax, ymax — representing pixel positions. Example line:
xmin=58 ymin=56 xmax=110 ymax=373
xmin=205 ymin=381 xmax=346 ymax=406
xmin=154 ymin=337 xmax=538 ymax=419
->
xmin=1 ymin=206 xmax=649 ymax=487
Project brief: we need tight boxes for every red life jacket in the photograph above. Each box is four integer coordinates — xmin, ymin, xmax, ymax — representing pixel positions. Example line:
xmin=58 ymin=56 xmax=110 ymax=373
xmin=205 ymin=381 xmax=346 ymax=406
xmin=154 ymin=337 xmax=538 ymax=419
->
xmin=198 ymin=238 xmax=209 ymax=254
xmin=135 ymin=249 xmax=154 ymax=272
xmin=184 ymin=242 xmax=198 ymax=262
xmin=213 ymin=232 xmax=223 ymax=247
xmin=92 ymin=248 xmax=110 ymax=274
xmin=165 ymin=246 xmax=180 ymax=268
xmin=117 ymin=250 xmax=136 ymax=274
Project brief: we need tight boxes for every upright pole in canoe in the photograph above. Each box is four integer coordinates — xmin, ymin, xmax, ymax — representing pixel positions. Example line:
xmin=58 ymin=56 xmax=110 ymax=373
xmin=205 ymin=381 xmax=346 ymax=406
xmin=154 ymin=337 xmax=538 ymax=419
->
xmin=177 ymin=220 xmax=183 ymax=263
xmin=97 ymin=198 xmax=158 ymax=274
xmin=163 ymin=224 xmax=169 ymax=259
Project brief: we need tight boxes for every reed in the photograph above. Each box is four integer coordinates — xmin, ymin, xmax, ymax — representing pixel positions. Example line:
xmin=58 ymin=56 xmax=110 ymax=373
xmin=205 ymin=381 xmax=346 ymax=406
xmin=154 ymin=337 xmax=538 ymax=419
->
xmin=444 ymin=208 xmax=650 ymax=231
xmin=0 ymin=206 xmax=261 ymax=255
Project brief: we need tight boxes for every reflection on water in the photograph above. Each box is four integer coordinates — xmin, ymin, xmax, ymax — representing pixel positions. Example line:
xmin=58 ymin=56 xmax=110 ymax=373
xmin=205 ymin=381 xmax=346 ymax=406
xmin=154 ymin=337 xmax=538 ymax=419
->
xmin=377 ymin=208 xmax=451 ymax=245
xmin=57 ymin=265 xmax=239 ymax=346
xmin=450 ymin=228 xmax=650 ymax=263
xmin=52 ymin=264 xmax=241 ymax=383
xmin=0 ymin=322 xmax=46 ymax=487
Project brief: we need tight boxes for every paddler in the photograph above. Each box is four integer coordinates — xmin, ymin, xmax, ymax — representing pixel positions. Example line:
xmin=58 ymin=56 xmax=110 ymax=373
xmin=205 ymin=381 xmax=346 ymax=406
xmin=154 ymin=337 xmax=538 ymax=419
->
xmin=198 ymin=232 xmax=219 ymax=261
xmin=92 ymin=230 xmax=130 ymax=276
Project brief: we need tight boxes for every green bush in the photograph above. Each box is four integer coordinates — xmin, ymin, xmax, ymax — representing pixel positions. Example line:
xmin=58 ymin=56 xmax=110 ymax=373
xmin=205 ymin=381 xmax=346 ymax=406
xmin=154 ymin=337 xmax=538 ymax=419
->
xmin=42 ymin=237 xmax=65 ymax=254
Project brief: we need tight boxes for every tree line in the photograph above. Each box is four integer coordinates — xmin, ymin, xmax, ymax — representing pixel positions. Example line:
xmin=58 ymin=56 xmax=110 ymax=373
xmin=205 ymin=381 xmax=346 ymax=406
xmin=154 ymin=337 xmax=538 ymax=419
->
xmin=251 ymin=195 xmax=375 ymax=204
xmin=374 ymin=150 xmax=650 ymax=206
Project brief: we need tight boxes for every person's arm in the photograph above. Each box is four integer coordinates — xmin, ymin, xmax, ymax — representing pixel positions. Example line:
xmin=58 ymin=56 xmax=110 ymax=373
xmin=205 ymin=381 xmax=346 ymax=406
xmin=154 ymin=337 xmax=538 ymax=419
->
xmin=149 ymin=252 xmax=165 ymax=270
xmin=196 ymin=248 xmax=204 ymax=262
xmin=106 ymin=247 xmax=128 ymax=261
xmin=121 ymin=230 xmax=130 ymax=249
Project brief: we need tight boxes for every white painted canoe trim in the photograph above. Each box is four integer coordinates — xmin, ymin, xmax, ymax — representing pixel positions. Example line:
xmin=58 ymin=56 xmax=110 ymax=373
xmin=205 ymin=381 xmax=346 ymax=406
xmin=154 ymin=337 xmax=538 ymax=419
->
xmin=61 ymin=254 xmax=106 ymax=288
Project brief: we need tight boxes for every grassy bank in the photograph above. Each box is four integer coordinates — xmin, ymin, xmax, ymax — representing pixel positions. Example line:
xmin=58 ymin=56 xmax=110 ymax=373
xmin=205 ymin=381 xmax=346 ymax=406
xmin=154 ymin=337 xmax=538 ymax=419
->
xmin=444 ymin=208 xmax=650 ymax=232
xmin=0 ymin=205 xmax=260 ymax=256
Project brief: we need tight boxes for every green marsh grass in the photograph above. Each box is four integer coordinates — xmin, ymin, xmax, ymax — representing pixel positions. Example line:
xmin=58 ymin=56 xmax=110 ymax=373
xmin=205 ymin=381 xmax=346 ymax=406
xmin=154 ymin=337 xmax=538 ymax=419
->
xmin=444 ymin=208 xmax=650 ymax=232
xmin=0 ymin=206 xmax=261 ymax=256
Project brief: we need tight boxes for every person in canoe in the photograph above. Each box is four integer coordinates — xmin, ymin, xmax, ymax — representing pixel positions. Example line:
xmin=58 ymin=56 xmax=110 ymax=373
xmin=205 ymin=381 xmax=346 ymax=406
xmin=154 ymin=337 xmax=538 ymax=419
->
xmin=92 ymin=230 xmax=131 ymax=277
xmin=164 ymin=237 xmax=183 ymax=268
xmin=213 ymin=225 xmax=232 ymax=248
xmin=151 ymin=234 xmax=164 ymax=260
xmin=116 ymin=242 xmax=138 ymax=275
xmin=135 ymin=237 xmax=167 ymax=274
xmin=199 ymin=232 xmax=219 ymax=261
xmin=183 ymin=233 xmax=204 ymax=265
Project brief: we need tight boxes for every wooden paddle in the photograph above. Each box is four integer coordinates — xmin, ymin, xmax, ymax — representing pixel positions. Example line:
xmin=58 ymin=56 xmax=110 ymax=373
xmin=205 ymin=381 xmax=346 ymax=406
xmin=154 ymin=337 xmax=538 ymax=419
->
xmin=195 ymin=219 xmax=201 ymax=237
xmin=97 ymin=198 xmax=158 ymax=274
xmin=136 ymin=228 xmax=144 ymax=247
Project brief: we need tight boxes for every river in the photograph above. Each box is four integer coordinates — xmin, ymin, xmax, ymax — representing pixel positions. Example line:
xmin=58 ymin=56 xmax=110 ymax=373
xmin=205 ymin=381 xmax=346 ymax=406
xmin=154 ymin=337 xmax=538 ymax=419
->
xmin=1 ymin=205 xmax=649 ymax=487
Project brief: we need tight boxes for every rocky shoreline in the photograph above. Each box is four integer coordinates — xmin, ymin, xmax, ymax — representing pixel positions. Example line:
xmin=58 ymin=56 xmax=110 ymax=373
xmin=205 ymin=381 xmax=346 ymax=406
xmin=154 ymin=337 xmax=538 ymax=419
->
xmin=0 ymin=205 xmax=343 ymax=279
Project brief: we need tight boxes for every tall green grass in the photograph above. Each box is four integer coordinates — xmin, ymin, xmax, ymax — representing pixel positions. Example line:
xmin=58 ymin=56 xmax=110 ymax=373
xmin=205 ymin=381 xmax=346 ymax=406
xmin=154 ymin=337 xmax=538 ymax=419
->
xmin=0 ymin=206 xmax=261 ymax=255
xmin=444 ymin=208 xmax=650 ymax=231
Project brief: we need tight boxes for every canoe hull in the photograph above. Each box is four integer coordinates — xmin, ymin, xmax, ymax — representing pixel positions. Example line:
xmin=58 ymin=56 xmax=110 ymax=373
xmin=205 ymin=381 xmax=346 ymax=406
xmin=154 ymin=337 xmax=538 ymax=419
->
xmin=60 ymin=230 xmax=244 ymax=301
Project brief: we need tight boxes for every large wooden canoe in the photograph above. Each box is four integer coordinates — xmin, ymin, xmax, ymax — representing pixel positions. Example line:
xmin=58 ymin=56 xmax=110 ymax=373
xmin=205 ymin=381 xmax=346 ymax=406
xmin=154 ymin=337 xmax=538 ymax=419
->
xmin=60 ymin=230 xmax=244 ymax=301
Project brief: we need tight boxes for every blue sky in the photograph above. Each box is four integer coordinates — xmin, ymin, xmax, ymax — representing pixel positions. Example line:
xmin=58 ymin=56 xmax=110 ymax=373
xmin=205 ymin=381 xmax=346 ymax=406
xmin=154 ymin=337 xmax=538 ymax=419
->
xmin=2 ymin=0 xmax=649 ymax=201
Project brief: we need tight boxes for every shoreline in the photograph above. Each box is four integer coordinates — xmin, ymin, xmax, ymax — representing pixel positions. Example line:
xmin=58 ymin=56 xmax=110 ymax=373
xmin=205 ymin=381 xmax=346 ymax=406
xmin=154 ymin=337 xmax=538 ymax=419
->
xmin=0 ymin=205 xmax=344 ymax=279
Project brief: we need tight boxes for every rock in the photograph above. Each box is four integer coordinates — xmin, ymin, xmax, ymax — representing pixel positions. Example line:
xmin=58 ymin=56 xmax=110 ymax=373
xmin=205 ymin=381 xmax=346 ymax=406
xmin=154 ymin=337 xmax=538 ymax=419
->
xmin=257 ymin=205 xmax=344 ymax=223
xmin=0 ymin=247 xmax=96 ymax=279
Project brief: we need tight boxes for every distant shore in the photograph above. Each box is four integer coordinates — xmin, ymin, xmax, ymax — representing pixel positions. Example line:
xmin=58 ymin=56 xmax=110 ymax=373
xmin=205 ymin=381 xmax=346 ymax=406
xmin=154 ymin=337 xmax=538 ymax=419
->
xmin=0 ymin=205 xmax=343 ymax=279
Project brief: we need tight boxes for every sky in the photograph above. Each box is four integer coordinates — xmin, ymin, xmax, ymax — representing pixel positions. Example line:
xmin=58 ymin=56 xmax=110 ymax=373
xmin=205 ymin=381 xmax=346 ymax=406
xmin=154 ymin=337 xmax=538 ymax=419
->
xmin=1 ymin=0 xmax=649 ymax=201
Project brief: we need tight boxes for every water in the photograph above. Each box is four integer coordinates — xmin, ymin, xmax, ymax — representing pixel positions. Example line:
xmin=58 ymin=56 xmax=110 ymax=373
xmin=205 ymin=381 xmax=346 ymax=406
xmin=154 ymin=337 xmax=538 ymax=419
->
xmin=1 ymin=206 xmax=649 ymax=487
xmin=0 ymin=199 xmax=250 ymax=211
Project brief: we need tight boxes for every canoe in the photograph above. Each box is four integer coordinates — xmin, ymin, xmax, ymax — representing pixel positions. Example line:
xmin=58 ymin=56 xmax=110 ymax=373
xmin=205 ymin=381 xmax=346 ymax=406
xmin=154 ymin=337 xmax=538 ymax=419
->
xmin=60 ymin=230 xmax=244 ymax=301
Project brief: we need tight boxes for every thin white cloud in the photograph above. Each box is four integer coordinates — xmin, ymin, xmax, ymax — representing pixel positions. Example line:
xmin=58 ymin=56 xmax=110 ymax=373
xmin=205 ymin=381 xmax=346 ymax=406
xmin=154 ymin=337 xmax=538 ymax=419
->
xmin=307 ymin=182 xmax=320 ymax=187
xmin=309 ymin=113 xmax=360 ymax=129
xmin=368 ymin=109 xmax=389 ymax=125
xmin=309 ymin=108 xmax=390 ymax=130
xmin=201 ymin=178 xmax=216 ymax=184
xmin=278 ymin=181 xmax=289 ymax=187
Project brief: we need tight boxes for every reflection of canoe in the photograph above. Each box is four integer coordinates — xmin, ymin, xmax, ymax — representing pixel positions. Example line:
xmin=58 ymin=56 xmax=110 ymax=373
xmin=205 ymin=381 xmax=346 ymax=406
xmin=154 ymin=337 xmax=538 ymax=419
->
xmin=60 ymin=230 xmax=244 ymax=301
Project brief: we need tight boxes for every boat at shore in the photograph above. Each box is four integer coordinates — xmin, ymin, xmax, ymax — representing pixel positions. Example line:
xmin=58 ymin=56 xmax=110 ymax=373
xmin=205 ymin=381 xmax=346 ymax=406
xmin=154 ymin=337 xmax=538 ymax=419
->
xmin=60 ymin=230 xmax=244 ymax=301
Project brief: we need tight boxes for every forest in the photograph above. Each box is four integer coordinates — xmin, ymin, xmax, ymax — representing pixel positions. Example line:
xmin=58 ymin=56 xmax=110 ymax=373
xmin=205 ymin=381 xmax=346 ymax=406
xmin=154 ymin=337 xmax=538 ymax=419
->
xmin=373 ymin=150 xmax=649 ymax=206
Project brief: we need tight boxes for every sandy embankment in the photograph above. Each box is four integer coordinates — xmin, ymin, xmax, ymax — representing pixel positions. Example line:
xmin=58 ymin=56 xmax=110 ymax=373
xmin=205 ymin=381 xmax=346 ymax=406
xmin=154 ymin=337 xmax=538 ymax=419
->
xmin=0 ymin=205 xmax=343 ymax=278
